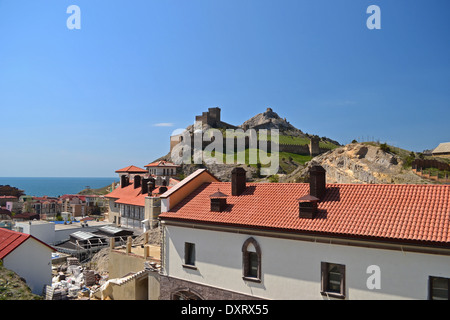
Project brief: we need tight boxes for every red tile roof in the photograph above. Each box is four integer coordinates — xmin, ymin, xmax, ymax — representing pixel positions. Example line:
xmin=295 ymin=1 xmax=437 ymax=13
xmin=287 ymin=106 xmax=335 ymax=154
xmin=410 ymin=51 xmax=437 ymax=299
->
xmin=0 ymin=228 xmax=54 ymax=260
xmin=105 ymin=182 xmax=172 ymax=207
xmin=0 ymin=208 xmax=12 ymax=216
xmin=145 ymin=161 xmax=180 ymax=168
xmin=159 ymin=182 xmax=450 ymax=245
xmin=12 ymin=212 xmax=40 ymax=220
xmin=115 ymin=165 xmax=148 ymax=173
xmin=59 ymin=195 xmax=86 ymax=201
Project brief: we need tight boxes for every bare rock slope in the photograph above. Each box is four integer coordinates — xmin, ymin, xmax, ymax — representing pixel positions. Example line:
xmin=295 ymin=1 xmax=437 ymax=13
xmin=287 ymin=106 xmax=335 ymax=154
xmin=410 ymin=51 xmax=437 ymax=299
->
xmin=239 ymin=108 xmax=301 ymax=133
xmin=280 ymin=143 xmax=431 ymax=184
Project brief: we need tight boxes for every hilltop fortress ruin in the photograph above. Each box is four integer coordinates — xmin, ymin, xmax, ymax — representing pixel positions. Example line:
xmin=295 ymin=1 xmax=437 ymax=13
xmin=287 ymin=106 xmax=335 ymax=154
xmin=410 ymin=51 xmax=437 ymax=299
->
xmin=169 ymin=107 xmax=333 ymax=162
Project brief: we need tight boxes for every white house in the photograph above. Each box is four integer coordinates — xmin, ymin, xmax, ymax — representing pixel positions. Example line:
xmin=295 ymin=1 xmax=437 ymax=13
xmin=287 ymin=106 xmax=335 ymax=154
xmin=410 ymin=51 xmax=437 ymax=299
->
xmin=105 ymin=162 xmax=180 ymax=231
xmin=0 ymin=228 xmax=55 ymax=295
xmin=15 ymin=220 xmax=55 ymax=245
xmin=158 ymin=167 xmax=450 ymax=300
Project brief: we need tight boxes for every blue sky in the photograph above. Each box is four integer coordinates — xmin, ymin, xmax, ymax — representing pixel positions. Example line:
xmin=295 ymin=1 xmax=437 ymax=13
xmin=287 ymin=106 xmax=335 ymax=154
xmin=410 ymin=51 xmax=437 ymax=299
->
xmin=0 ymin=0 xmax=449 ymax=177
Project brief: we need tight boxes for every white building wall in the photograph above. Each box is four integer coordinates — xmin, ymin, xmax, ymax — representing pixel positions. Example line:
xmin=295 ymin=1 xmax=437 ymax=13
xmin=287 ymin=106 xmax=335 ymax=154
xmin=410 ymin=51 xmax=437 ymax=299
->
xmin=15 ymin=221 xmax=55 ymax=244
xmin=164 ymin=225 xmax=450 ymax=300
xmin=3 ymin=238 xmax=53 ymax=295
xmin=108 ymin=199 xmax=120 ymax=224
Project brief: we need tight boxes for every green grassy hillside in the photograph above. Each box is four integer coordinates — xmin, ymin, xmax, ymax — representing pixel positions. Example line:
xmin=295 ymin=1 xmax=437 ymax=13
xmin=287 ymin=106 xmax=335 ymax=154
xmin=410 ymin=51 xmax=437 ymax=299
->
xmin=0 ymin=264 xmax=42 ymax=300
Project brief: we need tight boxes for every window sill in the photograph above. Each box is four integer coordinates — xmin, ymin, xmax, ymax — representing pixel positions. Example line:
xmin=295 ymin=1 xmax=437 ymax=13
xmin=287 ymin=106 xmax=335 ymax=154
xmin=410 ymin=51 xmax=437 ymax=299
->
xmin=182 ymin=264 xmax=198 ymax=270
xmin=242 ymin=276 xmax=261 ymax=283
xmin=320 ymin=291 xmax=346 ymax=299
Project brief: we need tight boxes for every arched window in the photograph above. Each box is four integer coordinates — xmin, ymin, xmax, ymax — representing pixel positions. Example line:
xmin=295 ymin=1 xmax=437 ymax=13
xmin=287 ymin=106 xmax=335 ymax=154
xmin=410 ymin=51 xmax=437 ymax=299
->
xmin=242 ymin=237 xmax=262 ymax=282
xmin=172 ymin=289 xmax=203 ymax=300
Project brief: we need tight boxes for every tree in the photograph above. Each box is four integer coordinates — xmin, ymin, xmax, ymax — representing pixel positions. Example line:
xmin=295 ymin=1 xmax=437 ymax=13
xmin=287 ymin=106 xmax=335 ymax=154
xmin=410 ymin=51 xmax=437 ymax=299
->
xmin=91 ymin=204 xmax=101 ymax=215
xmin=0 ymin=185 xmax=25 ymax=198
xmin=404 ymin=152 xmax=416 ymax=167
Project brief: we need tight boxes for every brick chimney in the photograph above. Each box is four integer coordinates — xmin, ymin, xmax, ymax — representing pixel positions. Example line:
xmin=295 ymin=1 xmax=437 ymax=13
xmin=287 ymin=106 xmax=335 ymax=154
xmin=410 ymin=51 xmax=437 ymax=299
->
xmin=231 ymin=167 xmax=246 ymax=196
xmin=309 ymin=165 xmax=326 ymax=200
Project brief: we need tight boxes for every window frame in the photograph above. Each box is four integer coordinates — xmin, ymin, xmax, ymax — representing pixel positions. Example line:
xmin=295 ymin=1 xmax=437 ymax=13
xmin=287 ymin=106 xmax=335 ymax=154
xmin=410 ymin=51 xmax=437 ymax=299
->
xmin=183 ymin=242 xmax=197 ymax=270
xmin=242 ymin=237 xmax=262 ymax=283
xmin=429 ymin=276 xmax=450 ymax=300
xmin=320 ymin=262 xmax=346 ymax=299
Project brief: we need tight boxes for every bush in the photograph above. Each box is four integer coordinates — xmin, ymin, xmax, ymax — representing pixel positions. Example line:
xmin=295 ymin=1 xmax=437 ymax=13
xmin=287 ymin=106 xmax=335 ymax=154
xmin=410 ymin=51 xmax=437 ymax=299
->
xmin=380 ymin=143 xmax=391 ymax=153
xmin=402 ymin=151 xmax=417 ymax=168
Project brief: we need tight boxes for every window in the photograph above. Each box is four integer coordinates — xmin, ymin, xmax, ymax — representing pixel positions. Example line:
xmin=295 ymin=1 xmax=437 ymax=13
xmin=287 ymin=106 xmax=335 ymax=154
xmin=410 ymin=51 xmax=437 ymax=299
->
xmin=242 ymin=237 xmax=261 ymax=282
xmin=247 ymin=252 xmax=258 ymax=278
xmin=184 ymin=242 xmax=196 ymax=269
xmin=321 ymin=262 xmax=346 ymax=299
xmin=429 ymin=276 xmax=450 ymax=300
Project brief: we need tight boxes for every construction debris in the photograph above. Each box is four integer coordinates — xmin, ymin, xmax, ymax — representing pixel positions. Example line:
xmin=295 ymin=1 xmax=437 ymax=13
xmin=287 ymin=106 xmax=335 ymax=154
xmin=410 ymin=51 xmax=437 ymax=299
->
xmin=83 ymin=270 xmax=96 ymax=286
xmin=48 ymin=257 xmax=107 ymax=300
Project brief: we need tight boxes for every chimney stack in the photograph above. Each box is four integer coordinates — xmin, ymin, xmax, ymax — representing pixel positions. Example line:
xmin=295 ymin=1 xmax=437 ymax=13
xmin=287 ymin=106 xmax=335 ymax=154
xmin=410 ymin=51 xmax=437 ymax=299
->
xmin=210 ymin=189 xmax=228 ymax=212
xmin=159 ymin=186 xmax=168 ymax=194
xmin=120 ymin=175 xmax=129 ymax=188
xmin=231 ymin=167 xmax=246 ymax=196
xmin=148 ymin=178 xmax=156 ymax=192
xmin=134 ymin=175 xmax=141 ymax=189
xmin=141 ymin=178 xmax=149 ymax=194
xmin=298 ymin=194 xmax=319 ymax=219
xmin=309 ymin=165 xmax=326 ymax=200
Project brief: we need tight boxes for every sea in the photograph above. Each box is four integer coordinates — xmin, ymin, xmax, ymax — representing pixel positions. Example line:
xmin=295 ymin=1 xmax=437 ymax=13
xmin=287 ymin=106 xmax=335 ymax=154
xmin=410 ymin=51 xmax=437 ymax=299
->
xmin=0 ymin=177 xmax=119 ymax=197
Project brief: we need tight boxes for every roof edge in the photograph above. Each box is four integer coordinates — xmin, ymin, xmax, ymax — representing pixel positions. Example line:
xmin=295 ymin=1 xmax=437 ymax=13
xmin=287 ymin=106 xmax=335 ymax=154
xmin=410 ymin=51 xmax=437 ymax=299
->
xmin=159 ymin=169 xmax=220 ymax=199
xmin=160 ymin=218 xmax=450 ymax=253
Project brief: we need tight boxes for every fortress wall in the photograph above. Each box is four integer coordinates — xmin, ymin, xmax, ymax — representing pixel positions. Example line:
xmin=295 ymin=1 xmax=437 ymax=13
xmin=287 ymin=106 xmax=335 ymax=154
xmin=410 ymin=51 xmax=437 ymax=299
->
xmin=170 ymin=134 xmax=330 ymax=158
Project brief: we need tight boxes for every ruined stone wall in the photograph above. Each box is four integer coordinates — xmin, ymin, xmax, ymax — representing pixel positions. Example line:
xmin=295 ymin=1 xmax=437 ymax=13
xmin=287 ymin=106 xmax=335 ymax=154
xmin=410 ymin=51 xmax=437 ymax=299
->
xmin=170 ymin=134 xmax=330 ymax=157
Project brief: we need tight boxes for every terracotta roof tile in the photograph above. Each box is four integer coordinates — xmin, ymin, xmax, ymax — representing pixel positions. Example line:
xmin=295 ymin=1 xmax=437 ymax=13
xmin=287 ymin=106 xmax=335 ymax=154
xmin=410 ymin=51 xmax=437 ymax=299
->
xmin=105 ymin=182 xmax=172 ymax=206
xmin=159 ymin=182 xmax=450 ymax=245
xmin=115 ymin=165 xmax=147 ymax=173
xmin=144 ymin=161 xmax=180 ymax=168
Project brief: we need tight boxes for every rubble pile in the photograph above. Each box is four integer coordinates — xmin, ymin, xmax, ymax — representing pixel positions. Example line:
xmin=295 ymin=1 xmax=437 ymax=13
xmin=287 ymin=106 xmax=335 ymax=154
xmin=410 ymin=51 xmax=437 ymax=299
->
xmin=132 ymin=227 xmax=162 ymax=246
xmin=48 ymin=257 xmax=109 ymax=300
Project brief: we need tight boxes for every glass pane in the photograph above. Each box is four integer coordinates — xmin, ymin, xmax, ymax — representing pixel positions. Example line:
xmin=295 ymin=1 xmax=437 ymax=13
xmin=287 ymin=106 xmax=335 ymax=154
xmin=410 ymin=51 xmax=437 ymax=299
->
xmin=431 ymin=277 xmax=449 ymax=300
xmin=327 ymin=265 xmax=341 ymax=293
xmin=248 ymin=252 xmax=258 ymax=278
xmin=185 ymin=243 xmax=195 ymax=265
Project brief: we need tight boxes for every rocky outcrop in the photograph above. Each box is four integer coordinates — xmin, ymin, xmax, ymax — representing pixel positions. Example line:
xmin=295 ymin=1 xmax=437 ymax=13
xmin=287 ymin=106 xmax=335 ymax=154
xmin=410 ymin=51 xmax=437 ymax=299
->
xmin=240 ymin=108 xmax=302 ymax=133
xmin=280 ymin=143 xmax=432 ymax=184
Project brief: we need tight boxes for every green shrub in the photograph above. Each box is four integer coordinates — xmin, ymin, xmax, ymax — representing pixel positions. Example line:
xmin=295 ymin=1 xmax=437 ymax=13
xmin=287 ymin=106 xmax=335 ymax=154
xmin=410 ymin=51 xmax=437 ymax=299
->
xmin=380 ymin=143 xmax=391 ymax=153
